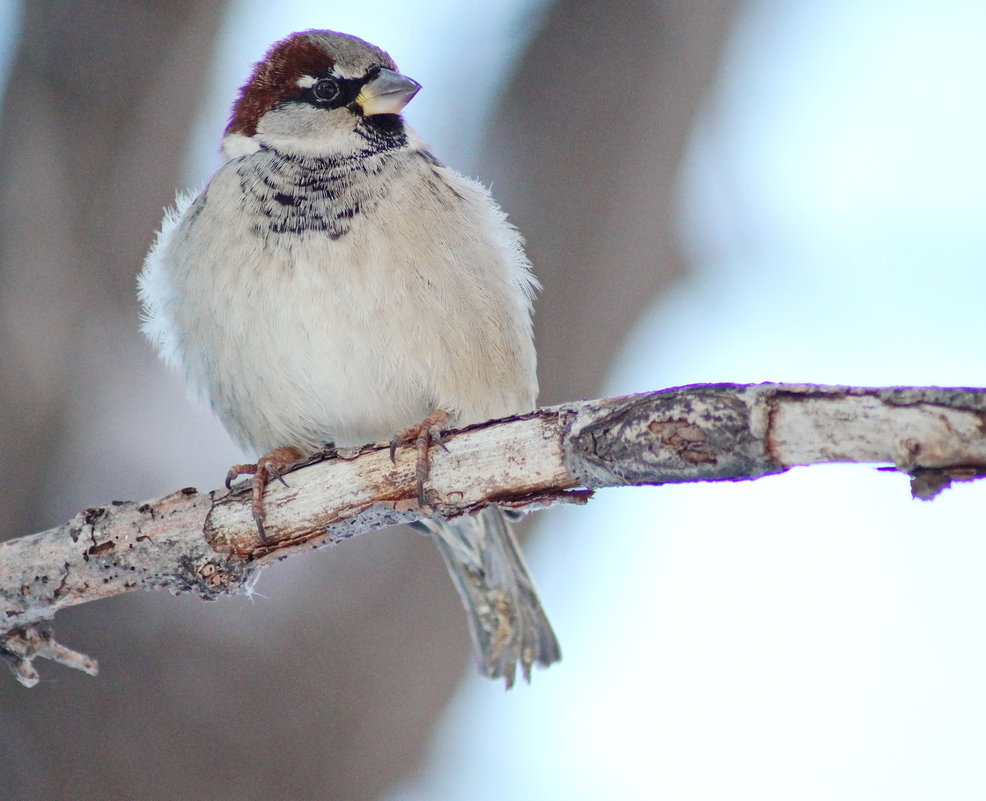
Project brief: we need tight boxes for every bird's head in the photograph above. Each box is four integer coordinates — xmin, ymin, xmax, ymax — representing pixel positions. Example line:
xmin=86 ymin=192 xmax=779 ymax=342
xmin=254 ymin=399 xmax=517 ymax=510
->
xmin=222 ymin=30 xmax=421 ymax=159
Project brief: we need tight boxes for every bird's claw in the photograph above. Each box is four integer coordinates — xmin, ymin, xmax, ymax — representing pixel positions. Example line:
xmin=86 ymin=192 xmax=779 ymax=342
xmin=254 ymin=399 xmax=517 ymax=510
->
xmin=390 ymin=409 xmax=451 ymax=506
xmin=224 ymin=447 xmax=303 ymax=543
xmin=225 ymin=462 xmax=256 ymax=490
xmin=266 ymin=461 xmax=289 ymax=487
xmin=252 ymin=507 xmax=268 ymax=544
xmin=433 ymin=428 xmax=450 ymax=454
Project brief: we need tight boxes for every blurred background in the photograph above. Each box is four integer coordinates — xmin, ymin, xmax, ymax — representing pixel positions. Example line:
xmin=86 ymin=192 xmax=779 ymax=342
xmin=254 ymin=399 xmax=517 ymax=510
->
xmin=2 ymin=1 xmax=986 ymax=798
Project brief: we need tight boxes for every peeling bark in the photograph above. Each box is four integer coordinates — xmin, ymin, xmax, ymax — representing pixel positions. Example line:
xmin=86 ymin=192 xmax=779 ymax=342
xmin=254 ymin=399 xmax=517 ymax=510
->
xmin=5 ymin=382 xmax=986 ymax=685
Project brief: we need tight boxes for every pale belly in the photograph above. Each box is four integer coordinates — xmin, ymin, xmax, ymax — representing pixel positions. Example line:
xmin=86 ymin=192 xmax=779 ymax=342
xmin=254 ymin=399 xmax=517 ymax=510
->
xmin=192 ymin=238 xmax=444 ymax=454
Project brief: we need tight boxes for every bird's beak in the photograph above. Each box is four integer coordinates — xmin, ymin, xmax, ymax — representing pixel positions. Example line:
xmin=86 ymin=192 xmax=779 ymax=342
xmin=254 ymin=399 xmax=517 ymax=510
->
xmin=356 ymin=68 xmax=421 ymax=116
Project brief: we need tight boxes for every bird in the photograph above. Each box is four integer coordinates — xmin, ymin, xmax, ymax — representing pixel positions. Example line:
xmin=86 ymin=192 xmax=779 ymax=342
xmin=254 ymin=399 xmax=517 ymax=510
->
xmin=138 ymin=29 xmax=560 ymax=686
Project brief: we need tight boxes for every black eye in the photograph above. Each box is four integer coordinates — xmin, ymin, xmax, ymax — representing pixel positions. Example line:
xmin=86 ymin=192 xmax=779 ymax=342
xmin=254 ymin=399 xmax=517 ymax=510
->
xmin=312 ymin=77 xmax=340 ymax=103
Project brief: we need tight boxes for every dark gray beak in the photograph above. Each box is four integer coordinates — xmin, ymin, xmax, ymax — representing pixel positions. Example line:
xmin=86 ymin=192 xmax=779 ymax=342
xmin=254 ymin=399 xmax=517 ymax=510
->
xmin=356 ymin=68 xmax=421 ymax=115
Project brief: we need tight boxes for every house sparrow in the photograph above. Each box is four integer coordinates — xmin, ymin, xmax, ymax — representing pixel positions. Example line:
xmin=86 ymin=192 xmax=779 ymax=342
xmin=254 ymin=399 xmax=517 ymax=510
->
xmin=138 ymin=30 xmax=560 ymax=685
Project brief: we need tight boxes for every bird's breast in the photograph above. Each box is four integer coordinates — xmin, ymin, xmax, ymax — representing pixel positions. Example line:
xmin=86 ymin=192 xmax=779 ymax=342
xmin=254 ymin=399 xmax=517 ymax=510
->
xmin=172 ymin=149 xmax=537 ymax=455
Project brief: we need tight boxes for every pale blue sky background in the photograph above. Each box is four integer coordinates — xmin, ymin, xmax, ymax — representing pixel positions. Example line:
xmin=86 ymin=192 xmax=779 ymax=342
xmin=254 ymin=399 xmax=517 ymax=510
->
xmin=394 ymin=2 xmax=986 ymax=799
xmin=4 ymin=1 xmax=986 ymax=798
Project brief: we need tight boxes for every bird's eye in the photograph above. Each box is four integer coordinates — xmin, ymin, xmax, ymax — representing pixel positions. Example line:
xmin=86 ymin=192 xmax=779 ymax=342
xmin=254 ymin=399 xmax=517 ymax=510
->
xmin=312 ymin=77 xmax=340 ymax=103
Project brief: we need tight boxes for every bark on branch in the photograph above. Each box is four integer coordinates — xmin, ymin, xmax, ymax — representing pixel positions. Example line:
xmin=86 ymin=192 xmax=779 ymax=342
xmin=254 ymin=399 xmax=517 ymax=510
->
xmin=4 ymin=382 xmax=986 ymax=686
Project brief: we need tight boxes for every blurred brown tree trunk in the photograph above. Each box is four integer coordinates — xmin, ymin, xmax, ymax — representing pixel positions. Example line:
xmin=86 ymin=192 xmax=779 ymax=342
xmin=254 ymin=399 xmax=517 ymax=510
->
xmin=0 ymin=2 xmax=231 ymax=797
xmin=0 ymin=2 xmax=737 ymax=799
xmin=484 ymin=0 xmax=739 ymax=406
xmin=0 ymin=0 xmax=230 ymax=533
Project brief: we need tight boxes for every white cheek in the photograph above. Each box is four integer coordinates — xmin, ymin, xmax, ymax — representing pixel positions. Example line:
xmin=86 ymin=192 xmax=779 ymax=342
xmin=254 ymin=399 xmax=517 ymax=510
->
xmin=255 ymin=104 xmax=364 ymax=157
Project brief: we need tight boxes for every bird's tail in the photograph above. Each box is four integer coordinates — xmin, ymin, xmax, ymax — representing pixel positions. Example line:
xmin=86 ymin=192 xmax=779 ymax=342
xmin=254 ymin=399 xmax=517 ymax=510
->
xmin=419 ymin=507 xmax=561 ymax=688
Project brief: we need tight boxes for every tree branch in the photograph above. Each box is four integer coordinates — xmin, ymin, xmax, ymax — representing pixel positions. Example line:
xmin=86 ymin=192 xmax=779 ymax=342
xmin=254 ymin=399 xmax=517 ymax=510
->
xmin=5 ymin=382 xmax=986 ymax=685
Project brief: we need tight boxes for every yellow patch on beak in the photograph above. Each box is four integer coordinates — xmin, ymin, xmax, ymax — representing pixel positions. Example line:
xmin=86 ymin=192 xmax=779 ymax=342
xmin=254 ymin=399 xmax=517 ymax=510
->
xmin=357 ymin=68 xmax=421 ymax=116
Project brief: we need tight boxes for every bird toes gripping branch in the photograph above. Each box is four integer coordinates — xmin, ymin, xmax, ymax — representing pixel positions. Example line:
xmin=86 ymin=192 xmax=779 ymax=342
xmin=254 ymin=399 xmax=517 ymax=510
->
xmin=389 ymin=408 xmax=451 ymax=506
xmin=225 ymin=446 xmax=305 ymax=542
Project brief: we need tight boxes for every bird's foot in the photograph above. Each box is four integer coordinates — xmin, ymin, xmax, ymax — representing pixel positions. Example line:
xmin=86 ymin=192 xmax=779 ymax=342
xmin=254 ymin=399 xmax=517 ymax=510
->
xmin=225 ymin=446 xmax=304 ymax=543
xmin=389 ymin=409 xmax=451 ymax=506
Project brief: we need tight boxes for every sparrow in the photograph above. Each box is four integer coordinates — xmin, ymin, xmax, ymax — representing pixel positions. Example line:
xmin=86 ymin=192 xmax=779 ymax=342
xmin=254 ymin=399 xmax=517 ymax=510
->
xmin=138 ymin=30 xmax=560 ymax=686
